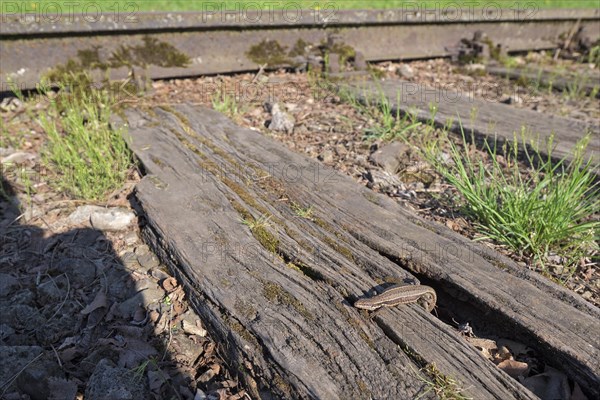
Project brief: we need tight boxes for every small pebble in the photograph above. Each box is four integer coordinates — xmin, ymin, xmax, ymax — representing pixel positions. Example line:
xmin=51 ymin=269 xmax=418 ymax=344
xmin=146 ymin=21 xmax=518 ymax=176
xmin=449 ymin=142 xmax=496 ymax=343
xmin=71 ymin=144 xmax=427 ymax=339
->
xmin=121 ymin=251 xmax=140 ymax=269
xmin=182 ymin=320 xmax=207 ymax=337
xmin=137 ymin=252 xmax=159 ymax=269
xmin=134 ymin=244 xmax=150 ymax=256
xmin=123 ymin=232 xmax=139 ymax=246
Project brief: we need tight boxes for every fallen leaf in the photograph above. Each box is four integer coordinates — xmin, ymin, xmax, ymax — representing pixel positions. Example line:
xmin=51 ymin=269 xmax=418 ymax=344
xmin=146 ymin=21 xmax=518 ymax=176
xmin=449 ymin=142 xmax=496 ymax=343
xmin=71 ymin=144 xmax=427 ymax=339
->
xmin=497 ymin=359 xmax=529 ymax=379
xmin=149 ymin=310 xmax=160 ymax=323
xmin=162 ymin=277 xmax=179 ymax=292
xmin=198 ymin=364 xmax=220 ymax=383
xmin=466 ymin=337 xmax=497 ymax=351
xmin=495 ymin=346 xmax=512 ymax=362
xmin=173 ymin=300 xmax=186 ymax=315
xmin=80 ymin=291 xmax=108 ymax=315
xmin=228 ymin=391 xmax=247 ymax=400
xmin=59 ymin=348 xmax=80 ymax=363
xmin=445 ymin=220 xmax=458 ymax=231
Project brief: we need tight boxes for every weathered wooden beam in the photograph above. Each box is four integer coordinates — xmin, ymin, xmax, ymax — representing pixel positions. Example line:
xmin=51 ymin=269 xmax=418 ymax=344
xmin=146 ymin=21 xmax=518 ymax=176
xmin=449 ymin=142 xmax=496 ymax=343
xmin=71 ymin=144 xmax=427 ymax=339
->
xmin=486 ymin=66 xmax=600 ymax=97
xmin=342 ymin=79 xmax=600 ymax=165
xmin=114 ymin=104 xmax=598 ymax=399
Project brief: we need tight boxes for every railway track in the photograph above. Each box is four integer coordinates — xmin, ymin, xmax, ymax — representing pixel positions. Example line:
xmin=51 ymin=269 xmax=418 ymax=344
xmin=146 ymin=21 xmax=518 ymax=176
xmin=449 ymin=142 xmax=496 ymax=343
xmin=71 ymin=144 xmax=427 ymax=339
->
xmin=1 ymin=8 xmax=599 ymax=90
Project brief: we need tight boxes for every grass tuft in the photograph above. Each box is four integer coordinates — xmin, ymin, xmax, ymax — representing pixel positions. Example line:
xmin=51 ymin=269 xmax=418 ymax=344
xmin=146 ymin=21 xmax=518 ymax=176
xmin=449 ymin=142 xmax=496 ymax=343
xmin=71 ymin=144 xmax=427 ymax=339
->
xmin=20 ymin=0 xmax=600 ymax=13
xmin=211 ymin=89 xmax=245 ymax=120
xmin=426 ymin=125 xmax=599 ymax=273
xmin=35 ymin=73 xmax=133 ymax=200
xmin=291 ymin=202 xmax=314 ymax=219
xmin=416 ymin=363 xmax=472 ymax=400
xmin=340 ymin=88 xmax=421 ymax=141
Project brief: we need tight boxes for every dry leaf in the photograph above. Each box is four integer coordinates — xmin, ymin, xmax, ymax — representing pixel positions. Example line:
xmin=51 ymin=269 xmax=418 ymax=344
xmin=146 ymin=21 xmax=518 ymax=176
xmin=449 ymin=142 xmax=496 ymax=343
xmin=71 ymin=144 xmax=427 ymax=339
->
xmin=466 ymin=337 xmax=498 ymax=351
xmin=445 ymin=220 xmax=458 ymax=231
xmin=173 ymin=300 xmax=186 ymax=315
xmin=495 ymin=346 xmax=512 ymax=362
xmin=497 ymin=359 xmax=529 ymax=379
xmin=149 ymin=310 xmax=160 ymax=323
xmin=80 ymin=291 xmax=108 ymax=315
xmin=162 ymin=277 xmax=179 ymax=292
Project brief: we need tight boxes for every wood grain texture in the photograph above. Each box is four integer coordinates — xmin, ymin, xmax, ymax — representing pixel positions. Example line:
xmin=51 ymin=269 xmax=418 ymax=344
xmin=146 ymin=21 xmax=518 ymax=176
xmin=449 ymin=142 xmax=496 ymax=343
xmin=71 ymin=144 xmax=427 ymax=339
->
xmin=114 ymin=104 xmax=598 ymax=399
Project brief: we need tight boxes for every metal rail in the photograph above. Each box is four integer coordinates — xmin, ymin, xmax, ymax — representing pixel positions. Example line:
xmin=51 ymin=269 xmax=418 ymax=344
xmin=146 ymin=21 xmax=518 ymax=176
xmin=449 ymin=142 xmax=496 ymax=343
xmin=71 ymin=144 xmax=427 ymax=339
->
xmin=1 ymin=8 xmax=599 ymax=90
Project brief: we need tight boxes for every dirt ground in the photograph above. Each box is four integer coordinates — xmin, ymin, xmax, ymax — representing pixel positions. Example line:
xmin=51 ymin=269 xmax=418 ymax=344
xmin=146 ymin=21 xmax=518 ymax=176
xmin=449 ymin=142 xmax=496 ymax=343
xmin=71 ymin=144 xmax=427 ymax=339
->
xmin=1 ymin=54 xmax=598 ymax=398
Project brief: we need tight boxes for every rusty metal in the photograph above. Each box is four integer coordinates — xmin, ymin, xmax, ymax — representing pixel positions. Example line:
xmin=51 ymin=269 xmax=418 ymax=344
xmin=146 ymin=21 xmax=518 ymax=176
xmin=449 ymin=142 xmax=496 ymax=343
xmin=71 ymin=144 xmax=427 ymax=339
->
xmin=1 ymin=8 xmax=599 ymax=90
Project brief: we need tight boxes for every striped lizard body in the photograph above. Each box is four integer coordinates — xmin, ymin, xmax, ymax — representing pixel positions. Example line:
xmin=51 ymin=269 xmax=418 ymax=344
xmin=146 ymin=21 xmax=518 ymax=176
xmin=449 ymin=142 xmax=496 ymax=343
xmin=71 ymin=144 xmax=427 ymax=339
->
xmin=354 ymin=285 xmax=437 ymax=312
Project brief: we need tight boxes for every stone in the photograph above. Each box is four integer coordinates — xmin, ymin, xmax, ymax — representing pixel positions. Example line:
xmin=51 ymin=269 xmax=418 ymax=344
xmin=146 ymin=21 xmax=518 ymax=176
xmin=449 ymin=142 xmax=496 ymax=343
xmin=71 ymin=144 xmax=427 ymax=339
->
xmin=121 ymin=251 xmax=141 ymax=269
xmin=134 ymin=244 xmax=150 ymax=256
xmin=0 ymin=147 xmax=15 ymax=157
xmin=0 ymin=273 xmax=20 ymax=298
xmin=137 ymin=252 xmax=159 ymax=269
xmin=68 ymin=205 xmax=104 ymax=225
xmin=47 ymin=377 xmax=78 ymax=400
xmin=396 ymin=64 xmax=414 ymax=79
xmin=1 ymin=152 xmax=36 ymax=164
xmin=194 ymin=389 xmax=208 ymax=400
xmin=90 ymin=208 xmax=136 ymax=231
xmin=0 ymin=97 xmax=23 ymax=112
xmin=181 ymin=312 xmax=207 ymax=337
xmin=369 ymin=141 xmax=410 ymax=174
xmin=0 ymin=346 xmax=44 ymax=393
xmin=85 ymin=358 xmax=149 ymax=400
xmin=16 ymin=357 xmax=64 ymax=400
xmin=68 ymin=205 xmax=135 ymax=231
xmin=0 ymin=323 xmax=15 ymax=340
xmin=171 ymin=334 xmax=205 ymax=363
xmin=117 ymin=281 xmax=165 ymax=318
xmin=465 ymin=63 xmax=486 ymax=73
xmin=319 ymin=149 xmax=334 ymax=164
xmin=123 ymin=232 xmax=139 ymax=246
xmin=149 ymin=268 xmax=170 ymax=281
xmin=328 ymin=54 xmax=341 ymax=73
xmin=267 ymin=103 xmax=295 ymax=134
xmin=54 ymin=258 xmax=97 ymax=287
